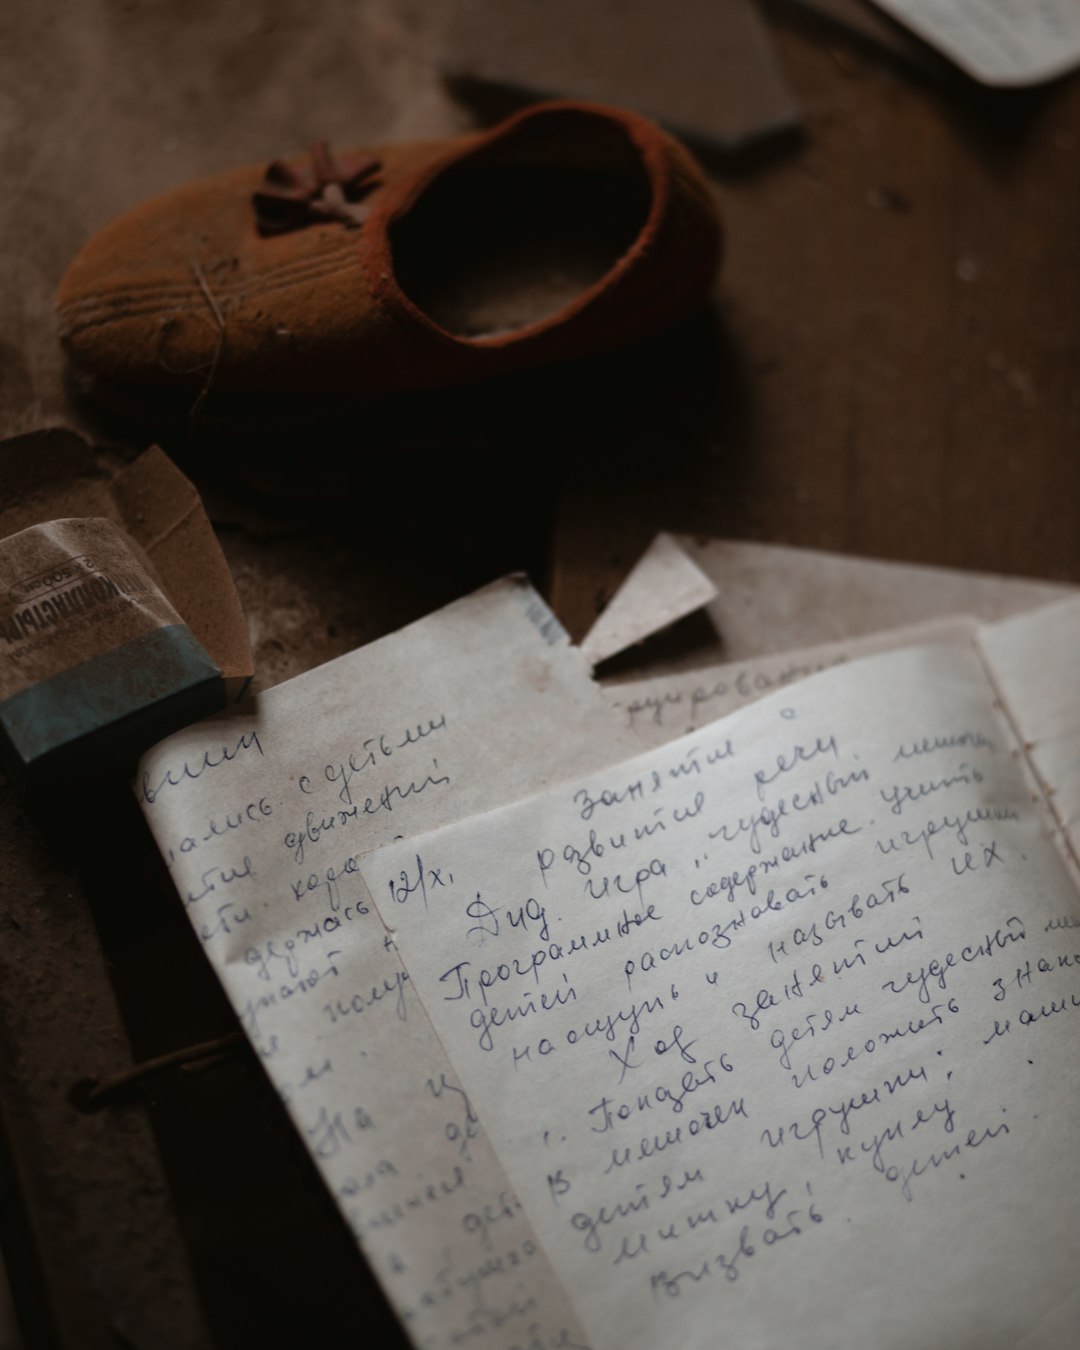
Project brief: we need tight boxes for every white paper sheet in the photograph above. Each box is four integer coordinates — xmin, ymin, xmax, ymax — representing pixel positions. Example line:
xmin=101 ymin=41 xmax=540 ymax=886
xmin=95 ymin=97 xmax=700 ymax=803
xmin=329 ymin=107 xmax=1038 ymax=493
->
xmin=367 ymin=600 xmax=1080 ymax=1349
xmin=605 ymin=616 xmax=975 ymax=747
xmin=137 ymin=577 xmax=640 ymax=1350
xmin=978 ymin=597 xmax=1080 ymax=878
xmin=584 ymin=534 xmax=1073 ymax=673
xmin=870 ymin=0 xmax=1080 ymax=85
xmin=578 ymin=535 xmax=717 ymax=669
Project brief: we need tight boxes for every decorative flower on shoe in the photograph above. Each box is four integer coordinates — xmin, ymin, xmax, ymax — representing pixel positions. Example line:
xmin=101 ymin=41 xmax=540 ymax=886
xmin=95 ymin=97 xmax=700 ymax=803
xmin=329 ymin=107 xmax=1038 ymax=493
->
xmin=253 ymin=142 xmax=381 ymax=235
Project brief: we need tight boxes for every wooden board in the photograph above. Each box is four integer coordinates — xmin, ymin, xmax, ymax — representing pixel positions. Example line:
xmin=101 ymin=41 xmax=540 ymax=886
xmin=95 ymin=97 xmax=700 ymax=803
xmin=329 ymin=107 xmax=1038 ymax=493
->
xmin=550 ymin=22 xmax=1080 ymax=632
xmin=441 ymin=0 xmax=800 ymax=151
xmin=0 ymin=2 xmax=1078 ymax=1346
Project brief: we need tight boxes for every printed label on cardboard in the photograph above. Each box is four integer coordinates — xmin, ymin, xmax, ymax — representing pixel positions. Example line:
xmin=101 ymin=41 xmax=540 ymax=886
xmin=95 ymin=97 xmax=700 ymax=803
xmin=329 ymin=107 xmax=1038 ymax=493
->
xmin=0 ymin=517 xmax=182 ymax=700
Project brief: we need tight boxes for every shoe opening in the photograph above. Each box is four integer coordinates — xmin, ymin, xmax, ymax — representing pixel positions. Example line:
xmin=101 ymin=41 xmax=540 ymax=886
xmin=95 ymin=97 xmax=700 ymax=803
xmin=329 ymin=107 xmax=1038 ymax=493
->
xmin=389 ymin=113 xmax=654 ymax=340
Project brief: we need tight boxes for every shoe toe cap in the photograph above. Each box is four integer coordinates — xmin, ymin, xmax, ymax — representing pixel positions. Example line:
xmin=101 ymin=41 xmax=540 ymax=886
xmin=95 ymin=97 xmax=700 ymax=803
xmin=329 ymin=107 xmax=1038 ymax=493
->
xmin=55 ymin=166 xmax=367 ymax=395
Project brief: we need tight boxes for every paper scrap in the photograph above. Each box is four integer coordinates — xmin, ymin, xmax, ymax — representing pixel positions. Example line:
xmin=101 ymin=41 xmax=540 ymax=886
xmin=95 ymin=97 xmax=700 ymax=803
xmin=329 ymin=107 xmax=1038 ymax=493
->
xmin=870 ymin=0 xmax=1080 ymax=85
xmin=587 ymin=535 xmax=1072 ymax=673
xmin=579 ymin=533 xmax=718 ymax=669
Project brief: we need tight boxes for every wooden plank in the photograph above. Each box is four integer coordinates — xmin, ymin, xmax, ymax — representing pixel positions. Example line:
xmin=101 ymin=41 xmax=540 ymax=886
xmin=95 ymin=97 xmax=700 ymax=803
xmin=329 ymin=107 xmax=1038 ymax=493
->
xmin=442 ymin=0 xmax=800 ymax=152
xmin=550 ymin=22 xmax=1080 ymax=635
xmin=0 ymin=786 xmax=212 ymax=1349
xmin=0 ymin=3 xmax=1078 ymax=1344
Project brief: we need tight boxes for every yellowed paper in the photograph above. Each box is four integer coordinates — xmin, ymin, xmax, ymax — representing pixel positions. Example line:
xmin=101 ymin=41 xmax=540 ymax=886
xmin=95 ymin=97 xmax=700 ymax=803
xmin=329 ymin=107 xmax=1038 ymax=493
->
xmin=586 ymin=534 xmax=1072 ymax=672
xmin=137 ymin=577 xmax=640 ymax=1350
xmin=606 ymin=616 xmax=976 ymax=747
xmin=978 ymin=598 xmax=1080 ymax=878
xmin=368 ymin=602 xmax=1080 ymax=1349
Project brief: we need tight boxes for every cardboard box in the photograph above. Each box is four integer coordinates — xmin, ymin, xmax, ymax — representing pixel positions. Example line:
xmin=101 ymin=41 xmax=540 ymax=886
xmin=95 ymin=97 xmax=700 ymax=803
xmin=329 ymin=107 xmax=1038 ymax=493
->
xmin=0 ymin=430 xmax=252 ymax=786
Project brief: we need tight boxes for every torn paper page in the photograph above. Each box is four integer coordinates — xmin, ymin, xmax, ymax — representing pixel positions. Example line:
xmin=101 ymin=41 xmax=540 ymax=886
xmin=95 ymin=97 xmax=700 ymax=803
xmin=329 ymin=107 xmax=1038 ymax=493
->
xmin=137 ymin=576 xmax=639 ymax=1350
xmin=368 ymin=609 xmax=1080 ymax=1349
xmin=606 ymin=616 xmax=976 ymax=746
xmin=579 ymin=533 xmax=717 ymax=669
xmin=591 ymin=535 xmax=1072 ymax=673
xmin=869 ymin=0 xmax=1080 ymax=85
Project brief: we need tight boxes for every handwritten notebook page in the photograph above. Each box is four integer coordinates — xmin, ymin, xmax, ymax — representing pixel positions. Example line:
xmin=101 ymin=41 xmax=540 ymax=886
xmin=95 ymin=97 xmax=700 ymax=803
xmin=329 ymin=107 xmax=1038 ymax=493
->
xmin=137 ymin=577 xmax=640 ymax=1350
xmin=366 ymin=600 xmax=1080 ymax=1349
xmin=978 ymin=598 xmax=1080 ymax=879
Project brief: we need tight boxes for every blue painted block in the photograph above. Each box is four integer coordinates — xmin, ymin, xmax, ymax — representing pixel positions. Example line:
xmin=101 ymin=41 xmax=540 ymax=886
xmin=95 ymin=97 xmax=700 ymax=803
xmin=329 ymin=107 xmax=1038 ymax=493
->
xmin=0 ymin=623 xmax=224 ymax=788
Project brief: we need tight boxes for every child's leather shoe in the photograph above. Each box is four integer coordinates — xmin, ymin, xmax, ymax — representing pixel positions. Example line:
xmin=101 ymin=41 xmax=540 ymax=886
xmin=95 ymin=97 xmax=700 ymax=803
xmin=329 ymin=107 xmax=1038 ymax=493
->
xmin=56 ymin=101 xmax=722 ymax=412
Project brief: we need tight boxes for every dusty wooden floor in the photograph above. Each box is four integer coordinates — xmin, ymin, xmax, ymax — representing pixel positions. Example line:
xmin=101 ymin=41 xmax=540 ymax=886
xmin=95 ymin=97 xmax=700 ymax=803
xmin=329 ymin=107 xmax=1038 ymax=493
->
xmin=1 ymin=2 xmax=1078 ymax=1345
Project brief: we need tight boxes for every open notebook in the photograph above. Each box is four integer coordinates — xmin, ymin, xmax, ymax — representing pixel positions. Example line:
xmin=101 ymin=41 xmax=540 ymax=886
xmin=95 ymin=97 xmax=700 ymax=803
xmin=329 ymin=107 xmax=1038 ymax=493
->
xmin=138 ymin=579 xmax=1080 ymax=1348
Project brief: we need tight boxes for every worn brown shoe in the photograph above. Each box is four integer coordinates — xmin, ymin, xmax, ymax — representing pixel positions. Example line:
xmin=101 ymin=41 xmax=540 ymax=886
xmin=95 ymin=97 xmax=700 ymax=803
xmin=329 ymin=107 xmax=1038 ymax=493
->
xmin=56 ymin=101 xmax=721 ymax=416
